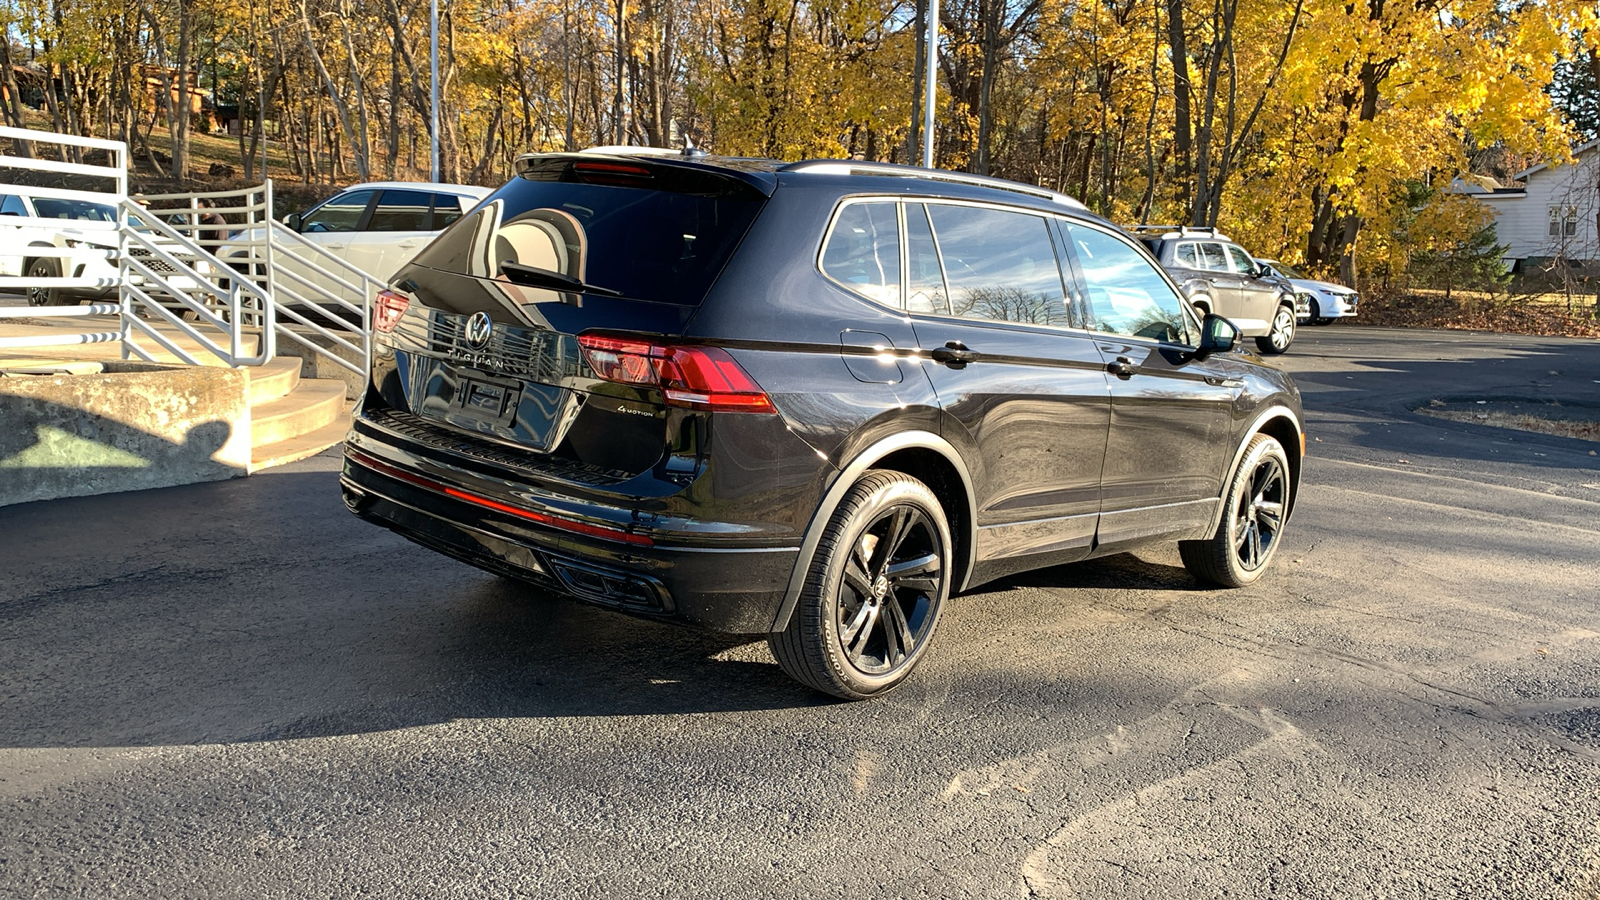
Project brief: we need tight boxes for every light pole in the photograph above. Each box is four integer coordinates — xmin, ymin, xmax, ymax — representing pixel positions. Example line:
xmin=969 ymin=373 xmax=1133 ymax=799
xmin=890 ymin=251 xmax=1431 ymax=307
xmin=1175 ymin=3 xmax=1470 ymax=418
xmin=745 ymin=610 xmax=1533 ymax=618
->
xmin=430 ymin=0 xmax=441 ymax=182
xmin=921 ymin=0 xmax=938 ymax=169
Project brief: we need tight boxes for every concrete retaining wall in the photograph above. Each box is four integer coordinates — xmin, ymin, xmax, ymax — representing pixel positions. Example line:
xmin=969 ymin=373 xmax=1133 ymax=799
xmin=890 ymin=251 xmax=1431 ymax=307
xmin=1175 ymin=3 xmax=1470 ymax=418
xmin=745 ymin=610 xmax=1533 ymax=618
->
xmin=0 ymin=362 xmax=250 ymax=507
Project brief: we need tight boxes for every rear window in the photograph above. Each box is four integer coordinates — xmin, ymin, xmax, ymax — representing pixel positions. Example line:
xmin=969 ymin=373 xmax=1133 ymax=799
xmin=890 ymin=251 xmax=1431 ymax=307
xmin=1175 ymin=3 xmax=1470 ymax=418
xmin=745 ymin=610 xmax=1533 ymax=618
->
xmin=410 ymin=158 xmax=767 ymax=306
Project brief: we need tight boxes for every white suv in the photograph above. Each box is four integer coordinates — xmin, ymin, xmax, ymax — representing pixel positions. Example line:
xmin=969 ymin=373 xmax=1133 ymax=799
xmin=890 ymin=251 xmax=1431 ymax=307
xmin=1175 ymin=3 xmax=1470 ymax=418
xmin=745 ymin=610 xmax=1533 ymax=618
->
xmin=232 ymin=182 xmax=491 ymax=309
xmin=0 ymin=193 xmax=120 ymax=306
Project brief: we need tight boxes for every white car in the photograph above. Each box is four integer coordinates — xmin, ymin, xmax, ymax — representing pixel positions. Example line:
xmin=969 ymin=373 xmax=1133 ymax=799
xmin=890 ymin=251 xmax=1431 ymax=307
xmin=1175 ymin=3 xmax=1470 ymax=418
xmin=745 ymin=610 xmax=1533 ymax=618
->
xmin=1258 ymin=259 xmax=1359 ymax=326
xmin=0 ymin=193 xmax=121 ymax=306
xmin=229 ymin=182 xmax=491 ymax=310
xmin=0 ymin=193 xmax=212 ymax=308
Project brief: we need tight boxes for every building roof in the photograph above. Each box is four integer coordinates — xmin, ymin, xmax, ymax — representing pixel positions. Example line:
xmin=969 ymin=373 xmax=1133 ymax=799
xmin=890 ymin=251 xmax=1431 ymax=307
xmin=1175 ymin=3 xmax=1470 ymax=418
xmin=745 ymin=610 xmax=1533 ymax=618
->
xmin=1511 ymin=137 xmax=1600 ymax=182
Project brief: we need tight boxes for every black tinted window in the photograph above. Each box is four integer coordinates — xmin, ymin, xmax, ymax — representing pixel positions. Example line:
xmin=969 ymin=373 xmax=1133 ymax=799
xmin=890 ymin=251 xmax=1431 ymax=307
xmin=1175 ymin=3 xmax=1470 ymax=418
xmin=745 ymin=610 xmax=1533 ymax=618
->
xmin=927 ymin=204 xmax=1068 ymax=327
xmin=32 ymin=198 xmax=114 ymax=221
xmin=411 ymin=160 xmax=766 ymax=306
xmin=1066 ymin=223 xmax=1190 ymax=343
xmin=432 ymin=194 xmax=464 ymax=229
xmin=369 ymin=190 xmax=433 ymax=231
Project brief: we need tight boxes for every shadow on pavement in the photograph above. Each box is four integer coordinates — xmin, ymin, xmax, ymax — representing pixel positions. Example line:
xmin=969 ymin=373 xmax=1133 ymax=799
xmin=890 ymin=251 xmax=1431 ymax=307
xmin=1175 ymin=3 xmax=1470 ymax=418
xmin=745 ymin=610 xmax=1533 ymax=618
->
xmin=0 ymin=467 xmax=827 ymax=751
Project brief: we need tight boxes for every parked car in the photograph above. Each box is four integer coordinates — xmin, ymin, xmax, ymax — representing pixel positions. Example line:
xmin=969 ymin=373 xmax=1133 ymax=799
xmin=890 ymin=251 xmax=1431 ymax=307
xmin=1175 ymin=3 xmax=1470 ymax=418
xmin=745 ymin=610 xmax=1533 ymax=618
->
xmin=340 ymin=153 xmax=1305 ymax=699
xmin=0 ymin=193 xmax=119 ymax=306
xmin=1258 ymin=259 xmax=1359 ymax=325
xmin=1133 ymin=227 xmax=1306 ymax=354
xmin=222 ymin=181 xmax=492 ymax=311
xmin=1 ymin=192 xmax=212 ymax=308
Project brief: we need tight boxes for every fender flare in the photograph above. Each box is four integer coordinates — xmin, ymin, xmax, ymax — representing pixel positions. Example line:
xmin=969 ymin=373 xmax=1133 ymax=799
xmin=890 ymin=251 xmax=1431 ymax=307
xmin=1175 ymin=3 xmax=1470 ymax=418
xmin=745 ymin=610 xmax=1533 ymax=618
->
xmin=1201 ymin=405 xmax=1304 ymax=539
xmin=768 ymin=430 xmax=977 ymax=633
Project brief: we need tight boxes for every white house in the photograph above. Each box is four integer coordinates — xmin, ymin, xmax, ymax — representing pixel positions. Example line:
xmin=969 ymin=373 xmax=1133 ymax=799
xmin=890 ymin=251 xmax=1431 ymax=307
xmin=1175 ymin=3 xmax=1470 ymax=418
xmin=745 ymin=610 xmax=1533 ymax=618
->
xmin=1455 ymin=138 xmax=1600 ymax=274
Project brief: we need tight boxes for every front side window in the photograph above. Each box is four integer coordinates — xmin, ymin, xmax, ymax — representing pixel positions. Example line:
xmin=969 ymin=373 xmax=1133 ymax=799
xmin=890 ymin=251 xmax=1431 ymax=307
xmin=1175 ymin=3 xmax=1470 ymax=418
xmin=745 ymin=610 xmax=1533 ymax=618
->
xmin=301 ymin=189 xmax=375 ymax=233
xmin=1066 ymin=222 xmax=1191 ymax=344
xmin=926 ymin=204 xmax=1068 ymax=326
xmin=1226 ymin=244 xmax=1257 ymax=274
xmin=368 ymin=190 xmax=434 ymax=231
xmin=820 ymin=201 xmax=901 ymax=307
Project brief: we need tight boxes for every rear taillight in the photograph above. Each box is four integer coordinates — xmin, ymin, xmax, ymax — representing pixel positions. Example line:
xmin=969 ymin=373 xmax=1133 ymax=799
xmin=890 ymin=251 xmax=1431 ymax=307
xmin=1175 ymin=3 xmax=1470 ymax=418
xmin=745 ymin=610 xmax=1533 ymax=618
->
xmin=577 ymin=334 xmax=775 ymax=413
xmin=374 ymin=290 xmax=410 ymax=333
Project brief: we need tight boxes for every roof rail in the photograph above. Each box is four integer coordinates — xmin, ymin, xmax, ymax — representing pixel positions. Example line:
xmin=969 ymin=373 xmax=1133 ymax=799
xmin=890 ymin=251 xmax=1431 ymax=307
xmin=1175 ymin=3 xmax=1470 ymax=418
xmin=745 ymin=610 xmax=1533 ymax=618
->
xmin=780 ymin=160 xmax=1088 ymax=210
xmin=1126 ymin=223 xmax=1227 ymax=240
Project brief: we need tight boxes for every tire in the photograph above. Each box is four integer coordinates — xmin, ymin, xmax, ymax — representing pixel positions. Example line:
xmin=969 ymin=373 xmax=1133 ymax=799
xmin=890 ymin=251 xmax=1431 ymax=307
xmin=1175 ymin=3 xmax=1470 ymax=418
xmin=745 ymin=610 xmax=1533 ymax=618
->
xmin=1179 ymin=433 xmax=1291 ymax=588
xmin=26 ymin=257 xmax=65 ymax=306
xmin=1254 ymin=303 xmax=1295 ymax=354
xmin=769 ymin=471 xmax=952 ymax=700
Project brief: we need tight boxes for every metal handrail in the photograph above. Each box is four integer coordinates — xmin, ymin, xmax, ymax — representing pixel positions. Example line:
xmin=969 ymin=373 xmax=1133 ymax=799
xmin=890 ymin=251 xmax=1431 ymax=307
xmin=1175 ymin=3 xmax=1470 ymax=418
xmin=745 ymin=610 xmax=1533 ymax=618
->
xmin=3 ymin=127 xmax=381 ymax=376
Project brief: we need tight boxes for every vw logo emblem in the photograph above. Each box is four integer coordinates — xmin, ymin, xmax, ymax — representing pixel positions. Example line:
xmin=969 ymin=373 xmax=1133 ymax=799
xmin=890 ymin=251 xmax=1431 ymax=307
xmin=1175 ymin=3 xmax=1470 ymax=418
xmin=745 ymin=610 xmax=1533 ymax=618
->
xmin=464 ymin=311 xmax=493 ymax=350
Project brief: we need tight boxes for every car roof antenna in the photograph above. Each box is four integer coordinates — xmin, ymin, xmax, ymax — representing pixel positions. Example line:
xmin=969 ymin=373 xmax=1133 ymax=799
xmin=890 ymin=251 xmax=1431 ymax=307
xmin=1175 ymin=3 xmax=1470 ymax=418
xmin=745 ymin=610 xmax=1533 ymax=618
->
xmin=682 ymin=135 xmax=707 ymax=158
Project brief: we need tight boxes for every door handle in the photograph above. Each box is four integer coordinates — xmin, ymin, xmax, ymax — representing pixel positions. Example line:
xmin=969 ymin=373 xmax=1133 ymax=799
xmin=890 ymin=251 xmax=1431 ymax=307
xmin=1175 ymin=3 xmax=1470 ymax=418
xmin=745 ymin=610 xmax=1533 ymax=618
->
xmin=325 ymin=243 xmax=347 ymax=250
xmin=1106 ymin=356 xmax=1139 ymax=378
xmin=930 ymin=340 xmax=979 ymax=369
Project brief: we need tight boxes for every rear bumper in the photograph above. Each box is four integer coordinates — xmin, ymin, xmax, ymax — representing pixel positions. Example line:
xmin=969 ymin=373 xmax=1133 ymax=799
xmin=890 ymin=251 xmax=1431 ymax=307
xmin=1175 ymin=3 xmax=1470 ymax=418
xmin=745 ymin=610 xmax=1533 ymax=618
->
xmin=340 ymin=434 xmax=799 ymax=635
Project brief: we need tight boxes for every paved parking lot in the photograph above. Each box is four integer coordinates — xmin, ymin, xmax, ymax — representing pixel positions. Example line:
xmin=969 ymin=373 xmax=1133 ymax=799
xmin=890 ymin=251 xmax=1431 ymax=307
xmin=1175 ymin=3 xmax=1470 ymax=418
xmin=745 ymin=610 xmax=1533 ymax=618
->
xmin=3 ymin=325 xmax=1599 ymax=898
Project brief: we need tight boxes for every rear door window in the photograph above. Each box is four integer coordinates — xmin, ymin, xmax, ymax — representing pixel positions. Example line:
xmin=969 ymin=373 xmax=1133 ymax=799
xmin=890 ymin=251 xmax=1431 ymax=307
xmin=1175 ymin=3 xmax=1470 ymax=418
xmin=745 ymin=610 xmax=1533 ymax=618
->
xmin=926 ymin=204 xmax=1069 ymax=327
xmin=368 ymin=190 xmax=434 ymax=231
xmin=431 ymin=194 xmax=464 ymax=229
xmin=1197 ymin=242 xmax=1229 ymax=271
xmin=905 ymin=204 xmax=949 ymax=314
xmin=820 ymin=201 xmax=901 ymax=307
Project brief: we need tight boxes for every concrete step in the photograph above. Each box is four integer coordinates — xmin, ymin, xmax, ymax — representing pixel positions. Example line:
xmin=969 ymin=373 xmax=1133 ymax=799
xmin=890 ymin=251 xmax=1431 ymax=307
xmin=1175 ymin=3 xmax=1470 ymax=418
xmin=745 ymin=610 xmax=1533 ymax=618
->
xmin=250 ymin=379 xmax=345 ymax=448
xmin=250 ymin=415 xmax=350 ymax=472
xmin=244 ymin=357 xmax=302 ymax=406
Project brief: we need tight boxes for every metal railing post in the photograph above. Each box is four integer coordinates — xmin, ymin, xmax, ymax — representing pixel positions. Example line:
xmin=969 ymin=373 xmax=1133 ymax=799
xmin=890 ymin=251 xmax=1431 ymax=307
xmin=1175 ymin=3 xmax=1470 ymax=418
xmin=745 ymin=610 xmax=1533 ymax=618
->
xmin=263 ymin=179 xmax=277 ymax=362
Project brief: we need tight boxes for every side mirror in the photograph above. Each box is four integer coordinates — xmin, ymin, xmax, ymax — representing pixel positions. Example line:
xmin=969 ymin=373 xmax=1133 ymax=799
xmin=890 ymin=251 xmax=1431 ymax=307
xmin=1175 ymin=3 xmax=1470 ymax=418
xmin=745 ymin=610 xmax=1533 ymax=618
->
xmin=1195 ymin=313 xmax=1239 ymax=358
xmin=284 ymin=212 xmax=303 ymax=232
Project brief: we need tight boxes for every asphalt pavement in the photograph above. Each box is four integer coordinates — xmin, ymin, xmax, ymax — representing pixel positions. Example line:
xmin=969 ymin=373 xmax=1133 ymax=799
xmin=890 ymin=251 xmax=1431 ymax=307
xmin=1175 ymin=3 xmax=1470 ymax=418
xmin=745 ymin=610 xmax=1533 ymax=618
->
xmin=3 ymin=325 xmax=1599 ymax=898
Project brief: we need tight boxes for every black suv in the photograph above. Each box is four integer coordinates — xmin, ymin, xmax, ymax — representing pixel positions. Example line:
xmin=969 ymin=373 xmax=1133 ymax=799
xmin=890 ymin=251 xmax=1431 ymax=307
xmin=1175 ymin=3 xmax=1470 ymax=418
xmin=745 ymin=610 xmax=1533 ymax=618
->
xmin=341 ymin=152 xmax=1304 ymax=699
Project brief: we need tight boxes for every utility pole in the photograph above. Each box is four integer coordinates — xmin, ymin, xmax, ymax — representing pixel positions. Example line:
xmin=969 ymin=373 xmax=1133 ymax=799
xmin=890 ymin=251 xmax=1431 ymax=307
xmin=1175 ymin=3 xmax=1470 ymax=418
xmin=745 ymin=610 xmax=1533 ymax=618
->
xmin=921 ymin=0 xmax=939 ymax=169
xmin=430 ymin=0 xmax=440 ymax=181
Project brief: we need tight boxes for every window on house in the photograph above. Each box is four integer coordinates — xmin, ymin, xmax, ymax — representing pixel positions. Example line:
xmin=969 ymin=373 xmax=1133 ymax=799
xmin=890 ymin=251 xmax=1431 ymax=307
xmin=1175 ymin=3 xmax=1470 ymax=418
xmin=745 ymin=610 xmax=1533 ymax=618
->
xmin=1549 ymin=206 xmax=1578 ymax=237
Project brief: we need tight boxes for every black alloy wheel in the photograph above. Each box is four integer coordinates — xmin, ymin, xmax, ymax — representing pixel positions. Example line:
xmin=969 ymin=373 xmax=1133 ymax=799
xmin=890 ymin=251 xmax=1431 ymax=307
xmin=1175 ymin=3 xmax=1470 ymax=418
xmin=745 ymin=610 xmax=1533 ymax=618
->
xmin=770 ymin=471 xmax=951 ymax=699
xmin=1180 ymin=433 xmax=1291 ymax=587
xmin=1255 ymin=303 xmax=1295 ymax=355
xmin=26 ymin=257 xmax=64 ymax=307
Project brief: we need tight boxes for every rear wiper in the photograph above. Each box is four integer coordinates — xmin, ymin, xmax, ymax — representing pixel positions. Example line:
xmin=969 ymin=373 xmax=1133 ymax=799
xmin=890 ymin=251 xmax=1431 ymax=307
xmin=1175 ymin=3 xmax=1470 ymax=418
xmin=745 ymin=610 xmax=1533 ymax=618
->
xmin=499 ymin=261 xmax=624 ymax=298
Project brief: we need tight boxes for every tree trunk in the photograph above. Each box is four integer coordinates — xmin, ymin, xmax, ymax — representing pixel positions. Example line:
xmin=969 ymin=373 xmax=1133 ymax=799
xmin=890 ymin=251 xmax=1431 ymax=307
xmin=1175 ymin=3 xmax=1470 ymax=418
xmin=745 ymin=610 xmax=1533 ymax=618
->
xmin=299 ymin=0 xmax=370 ymax=181
xmin=1166 ymin=0 xmax=1192 ymax=218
